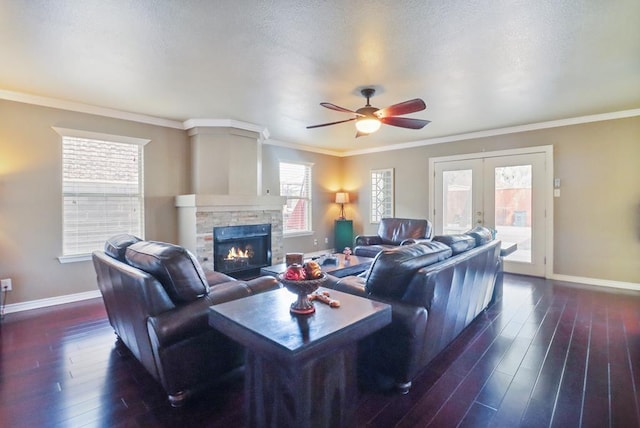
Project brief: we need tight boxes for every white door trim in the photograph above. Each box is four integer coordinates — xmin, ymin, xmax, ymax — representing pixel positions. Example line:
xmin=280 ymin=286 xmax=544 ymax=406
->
xmin=428 ymin=145 xmax=554 ymax=278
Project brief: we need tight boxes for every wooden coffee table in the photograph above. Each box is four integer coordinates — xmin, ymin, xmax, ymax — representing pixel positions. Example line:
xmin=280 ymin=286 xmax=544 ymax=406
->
xmin=261 ymin=253 xmax=373 ymax=278
xmin=208 ymin=287 xmax=391 ymax=427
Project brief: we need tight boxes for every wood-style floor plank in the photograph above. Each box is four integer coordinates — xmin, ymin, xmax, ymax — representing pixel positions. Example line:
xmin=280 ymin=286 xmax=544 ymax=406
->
xmin=1 ymin=274 xmax=640 ymax=427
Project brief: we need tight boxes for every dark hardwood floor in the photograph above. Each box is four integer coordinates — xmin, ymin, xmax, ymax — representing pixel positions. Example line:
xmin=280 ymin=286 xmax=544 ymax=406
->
xmin=1 ymin=274 xmax=639 ymax=427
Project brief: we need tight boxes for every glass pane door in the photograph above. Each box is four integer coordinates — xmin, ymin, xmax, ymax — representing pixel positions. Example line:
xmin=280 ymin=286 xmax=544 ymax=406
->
xmin=434 ymin=159 xmax=483 ymax=235
xmin=433 ymin=152 xmax=547 ymax=277
xmin=484 ymin=153 xmax=546 ymax=276
xmin=494 ymin=164 xmax=532 ymax=263
xmin=442 ymin=169 xmax=473 ymax=235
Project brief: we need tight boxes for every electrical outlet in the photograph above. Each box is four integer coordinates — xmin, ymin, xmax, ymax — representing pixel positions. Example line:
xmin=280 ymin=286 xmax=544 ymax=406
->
xmin=313 ymin=238 xmax=318 ymax=246
xmin=1 ymin=278 xmax=12 ymax=291
xmin=324 ymin=237 xmax=329 ymax=244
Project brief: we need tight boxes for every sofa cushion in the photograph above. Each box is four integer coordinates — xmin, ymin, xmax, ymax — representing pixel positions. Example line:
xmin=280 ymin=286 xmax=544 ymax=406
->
xmin=365 ymin=242 xmax=452 ymax=299
xmin=125 ymin=241 xmax=209 ymax=303
xmin=104 ymin=234 xmax=142 ymax=261
xmin=465 ymin=226 xmax=494 ymax=246
xmin=432 ymin=234 xmax=476 ymax=255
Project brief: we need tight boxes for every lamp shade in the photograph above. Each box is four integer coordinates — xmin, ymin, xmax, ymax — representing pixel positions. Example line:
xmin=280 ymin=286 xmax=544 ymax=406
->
xmin=335 ymin=192 xmax=350 ymax=204
xmin=355 ymin=117 xmax=381 ymax=134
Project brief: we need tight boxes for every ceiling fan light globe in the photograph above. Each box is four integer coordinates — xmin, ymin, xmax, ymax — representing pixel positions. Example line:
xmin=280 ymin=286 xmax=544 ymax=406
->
xmin=355 ymin=118 xmax=381 ymax=134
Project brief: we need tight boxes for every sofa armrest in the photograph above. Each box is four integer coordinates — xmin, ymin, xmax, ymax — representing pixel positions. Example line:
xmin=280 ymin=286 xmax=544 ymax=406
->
xmin=148 ymin=297 xmax=214 ymax=348
xmin=149 ymin=277 xmax=280 ymax=348
xmin=325 ymin=275 xmax=369 ymax=298
xmin=207 ymin=277 xmax=280 ymax=306
xmin=243 ymin=275 xmax=281 ymax=294
xmin=354 ymin=235 xmax=382 ymax=246
xmin=358 ymin=297 xmax=428 ymax=387
xmin=204 ymin=270 xmax=236 ymax=286
xmin=323 ymin=273 xmax=342 ymax=290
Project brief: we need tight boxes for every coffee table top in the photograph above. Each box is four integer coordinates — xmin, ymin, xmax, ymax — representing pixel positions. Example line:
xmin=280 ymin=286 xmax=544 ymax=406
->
xmin=208 ymin=287 xmax=391 ymax=364
xmin=261 ymin=253 xmax=373 ymax=278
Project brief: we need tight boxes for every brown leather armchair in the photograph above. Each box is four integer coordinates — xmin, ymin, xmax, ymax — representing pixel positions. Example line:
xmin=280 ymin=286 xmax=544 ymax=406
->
xmin=354 ymin=218 xmax=433 ymax=258
xmin=92 ymin=234 xmax=280 ymax=406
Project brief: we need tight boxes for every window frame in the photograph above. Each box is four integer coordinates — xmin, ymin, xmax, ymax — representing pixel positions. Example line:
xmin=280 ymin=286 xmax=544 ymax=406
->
xmin=54 ymin=127 xmax=149 ymax=263
xmin=370 ymin=168 xmax=395 ymax=224
xmin=279 ymin=160 xmax=313 ymax=236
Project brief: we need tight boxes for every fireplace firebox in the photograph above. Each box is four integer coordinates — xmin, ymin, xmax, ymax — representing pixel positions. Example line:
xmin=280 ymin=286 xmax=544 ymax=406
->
xmin=213 ymin=224 xmax=271 ymax=279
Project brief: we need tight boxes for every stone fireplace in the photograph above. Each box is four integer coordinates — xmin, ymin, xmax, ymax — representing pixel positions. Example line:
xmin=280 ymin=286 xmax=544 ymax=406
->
xmin=176 ymin=193 xmax=286 ymax=272
xmin=175 ymin=123 xmax=286 ymax=271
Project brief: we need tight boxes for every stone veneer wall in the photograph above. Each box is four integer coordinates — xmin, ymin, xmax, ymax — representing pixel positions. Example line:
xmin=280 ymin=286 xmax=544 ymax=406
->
xmin=195 ymin=209 xmax=284 ymax=271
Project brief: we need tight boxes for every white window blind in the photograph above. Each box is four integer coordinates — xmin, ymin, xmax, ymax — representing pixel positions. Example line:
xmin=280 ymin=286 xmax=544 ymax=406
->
xmin=279 ymin=161 xmax=312 ymax=234
xmin=62 ymin=135 xmax=144 ymax=257
xmin=370 ymin=168 xmax=394 ymax=223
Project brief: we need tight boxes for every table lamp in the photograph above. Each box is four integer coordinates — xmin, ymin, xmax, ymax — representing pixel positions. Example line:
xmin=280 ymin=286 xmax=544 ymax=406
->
xmin=335 ymin=192 xmax=350 ymax=220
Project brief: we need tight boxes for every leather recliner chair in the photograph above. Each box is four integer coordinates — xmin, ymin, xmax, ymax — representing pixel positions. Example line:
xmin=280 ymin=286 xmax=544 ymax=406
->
xmin=92 ymin=234 xmax=280 ymax=406
xmin=353 ymin=218 xmax=433 ymax=258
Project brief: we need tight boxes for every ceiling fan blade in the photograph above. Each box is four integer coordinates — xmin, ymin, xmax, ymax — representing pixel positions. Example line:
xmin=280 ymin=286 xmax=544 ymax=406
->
xmin=320 ymin=102 xmax=364 ymax=116
xmin=306 ymin=117 xmax=357 ymax=129
xmin=380 ymin=116 xmax=431 ymax=129
xmin=375 ymin=98 xmax=426 ymax=118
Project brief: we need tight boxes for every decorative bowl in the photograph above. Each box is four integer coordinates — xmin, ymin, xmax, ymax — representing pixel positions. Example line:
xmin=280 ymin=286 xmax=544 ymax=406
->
xmin=278 ymin=273 xmax=327 ymax=315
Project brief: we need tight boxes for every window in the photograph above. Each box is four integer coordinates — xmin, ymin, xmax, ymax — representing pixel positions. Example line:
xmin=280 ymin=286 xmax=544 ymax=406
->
xmin=55 ymin=128 xmax=149 ymax=261
xmin=370 ymin=168 xmax=394 ymax=223
xmin=279 ymin=161 xmax=312 ymax=235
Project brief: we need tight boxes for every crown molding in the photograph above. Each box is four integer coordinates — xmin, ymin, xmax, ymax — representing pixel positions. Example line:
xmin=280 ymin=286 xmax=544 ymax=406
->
xmin=0 ymin=89 xmax=185 ymax=129
xmin=3 ymin=88 xmax=638 ymax=157
xmin=183 ymin=118 xmax=270 ymax=140
xmin=264 ymin=138 xmax=343 ymax=157
xmin=341 ymin=108 xmax=640 ymax=157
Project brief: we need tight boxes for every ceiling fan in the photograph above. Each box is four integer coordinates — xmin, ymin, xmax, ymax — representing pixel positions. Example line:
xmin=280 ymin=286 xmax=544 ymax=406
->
xmin=307 ymin=88 xmax=431 ymax=137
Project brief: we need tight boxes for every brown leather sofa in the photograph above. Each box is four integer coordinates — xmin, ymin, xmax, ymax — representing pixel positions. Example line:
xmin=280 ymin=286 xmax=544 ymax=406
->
xmin=353 ymin=217 xmax=434 ymax=258
xmin=326 ymin=226 xmax=501 ymax=394
xmin=92 ymin=234 xmax=280 ymax=406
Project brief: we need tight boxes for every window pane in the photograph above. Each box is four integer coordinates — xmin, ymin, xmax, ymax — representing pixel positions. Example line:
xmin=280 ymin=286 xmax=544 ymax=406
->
xmin=62 ymin=136 xmax=143 ymax=256
xmin=371 ymin=169 xmax=393 ymax=223
xmin=494 ymin=165 xmax=532 ymax=263
xmin=442 ymin=169 xmax=472 ymax=235
xmin=279 ymin=162 xmax=312 ymax=233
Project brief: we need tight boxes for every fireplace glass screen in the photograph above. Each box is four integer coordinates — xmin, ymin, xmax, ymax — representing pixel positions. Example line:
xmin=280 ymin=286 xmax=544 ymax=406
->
xmin=213 ymin=224 xmax=271 ymax=278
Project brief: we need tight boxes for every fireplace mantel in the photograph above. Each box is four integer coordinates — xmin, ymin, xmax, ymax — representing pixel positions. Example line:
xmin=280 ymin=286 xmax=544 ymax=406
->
xmin=176 ymin=194 xmax=286 ymax=212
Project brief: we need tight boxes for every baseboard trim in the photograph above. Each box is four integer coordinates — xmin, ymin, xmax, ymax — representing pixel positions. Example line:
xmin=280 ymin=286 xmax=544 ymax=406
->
xmin=3 ymin=274 xmax=637 ymax=314
xmin=3 ymin=290 xmax=102 ymax=314
xmin=551 ymin=274 xmax=640 ymax=292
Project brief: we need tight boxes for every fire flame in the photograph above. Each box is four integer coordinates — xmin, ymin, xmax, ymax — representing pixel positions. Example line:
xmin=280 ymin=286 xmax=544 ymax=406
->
xmin=225 ymin=247 xmax=250 ymax=260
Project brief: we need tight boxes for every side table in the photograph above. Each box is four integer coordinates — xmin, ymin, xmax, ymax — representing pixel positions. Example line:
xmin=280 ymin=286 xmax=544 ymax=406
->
xmin=334 ymin=219 xmax=353 ymax=253
xmin=208 ymin=287 xmax=391 ymax=427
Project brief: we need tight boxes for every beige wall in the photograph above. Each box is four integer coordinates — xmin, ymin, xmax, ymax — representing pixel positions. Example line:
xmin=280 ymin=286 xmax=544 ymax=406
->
xmin=0 ymin=99 xmax=344 ymax=305
xmin=343 ymin=116 xmax=640 ymax=284
xmin=0 ymin=100 xmax=191 ymax=304
xmin=1 ymin=97 xmax=637 ymax=306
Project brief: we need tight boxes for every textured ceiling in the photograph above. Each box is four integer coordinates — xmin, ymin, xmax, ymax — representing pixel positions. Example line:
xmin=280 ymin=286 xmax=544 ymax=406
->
xmin=1 ymin=0 xmax=639 ymax=153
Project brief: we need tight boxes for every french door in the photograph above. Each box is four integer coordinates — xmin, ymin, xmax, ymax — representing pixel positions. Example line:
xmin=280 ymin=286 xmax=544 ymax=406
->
xmin=431 ymin=150 xmax=550 ymax=277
